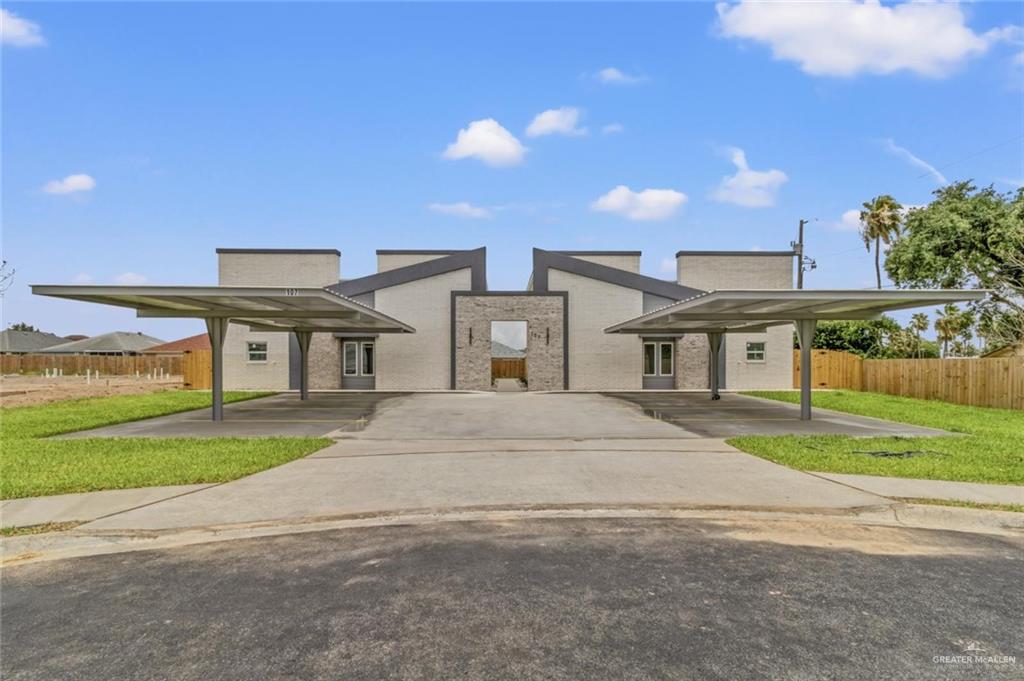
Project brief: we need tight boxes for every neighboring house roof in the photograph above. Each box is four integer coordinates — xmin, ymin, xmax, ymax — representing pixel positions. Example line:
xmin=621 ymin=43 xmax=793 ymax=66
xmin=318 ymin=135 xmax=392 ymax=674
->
xmin=329 ymin=248 xmax=487 ymax=298
xmin=142 ymin=333 xmax=211 ymax=353
xmin=63 ymin=334 xmax=89 ymax=341
xmin=531 ymin=248 xmax=704 ymax=301
xmin=42 ymin=331 xmax=167 ymax=354
xmin=491 ymin=340 xmax=525 ymax=358
xmin=0 ymin=329 xmax=68 ymax=353
xmin=981 ymin=342 xmax=1023 ymax=358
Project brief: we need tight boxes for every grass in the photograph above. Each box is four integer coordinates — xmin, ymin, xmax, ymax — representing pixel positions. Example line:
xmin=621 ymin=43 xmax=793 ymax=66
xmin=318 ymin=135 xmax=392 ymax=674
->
xmin=728 ymin=391 xmax=1024 ymax=485
xmin=894 ymin=498 xmax=1024 ymax=514
xmin=1 ymin=522 xmax=83 ymax=537
xmin=1 ymin=391 xmax=332 ymax=500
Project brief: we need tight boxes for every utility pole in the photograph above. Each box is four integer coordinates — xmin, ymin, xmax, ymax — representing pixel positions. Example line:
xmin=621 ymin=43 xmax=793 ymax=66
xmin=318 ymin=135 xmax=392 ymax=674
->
xmin=791 ymin=220 xmax=816 ymax=289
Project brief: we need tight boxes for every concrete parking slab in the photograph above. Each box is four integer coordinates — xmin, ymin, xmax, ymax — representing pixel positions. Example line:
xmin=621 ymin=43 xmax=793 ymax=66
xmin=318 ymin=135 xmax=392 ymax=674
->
xmin=57 ymin=392 xmax=408 ymax=439
xmin=353 ymin=392 xmax=693 ymax=440
xmin=603 ymin=392 xmax=949 ymax=437
xmin=1 ymin=485 xmax=214 ymax=529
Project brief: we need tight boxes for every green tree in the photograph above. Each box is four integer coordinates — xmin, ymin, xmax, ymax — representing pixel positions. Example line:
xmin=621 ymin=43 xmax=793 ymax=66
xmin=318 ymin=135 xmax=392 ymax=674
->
xmin=934 ymin=304 xmax=974 ymax=357
xmin=859 ymin=194 xmax=903 ymax=289
xmin=885 ymin=182 xmax=1023 ymax=350
xmin=8 ymin=322 xmax=38 ymax=332
xmin=909 ymin=312 xmax=930 ymax=358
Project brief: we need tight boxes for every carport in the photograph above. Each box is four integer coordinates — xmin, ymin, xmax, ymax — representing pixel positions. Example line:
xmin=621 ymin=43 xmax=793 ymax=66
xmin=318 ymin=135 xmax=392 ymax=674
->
xmin=606 ymin=289 xmax=986 ymax=420
xmin=31 ymin=285 xmax=415 ymax=420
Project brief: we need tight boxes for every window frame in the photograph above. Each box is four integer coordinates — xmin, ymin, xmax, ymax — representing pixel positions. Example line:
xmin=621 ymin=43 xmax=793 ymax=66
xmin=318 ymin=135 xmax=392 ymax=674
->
xmin=246 ymin=341 xmax=268 ymax=363
xmin=360 ymin=341 xmax=375 ymax=377
xmin=343 ymin=341 xmax=359 ymax=376
xmin=745 ymin=341 xmax=767 ymax=363
xmin=658 ymin=341 xmax=674 ymax=376
xmin=643 ymin=341 xmax=674 ymax=377
xmin=642 ymin=342 xmax=658 ymax=376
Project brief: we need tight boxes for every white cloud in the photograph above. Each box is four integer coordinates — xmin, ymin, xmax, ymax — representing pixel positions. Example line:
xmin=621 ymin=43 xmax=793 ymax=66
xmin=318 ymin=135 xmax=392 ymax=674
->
xmin=42 ymin=173 xmax=96 ymax=195
xmin=526 ymin=107 xmax=587 ymax=138
xmin=834 ymin=209 xmax=862 ymax=232
xmin=882 ymin=138 xmax=948 ymax=185
xmin=71 ymin=273 xmax=94 ymax=285
xmin=711 ymin=148 xmax=788 ymax=208
xmin=596 ymin=67 xmax=645 ymax=84
xmin=427 ymin=202 xmax=493 ymax=219
xmin=716 ymin=1 xmax=1017 ymax=78
xmin=442 ymin=119 xmax=526 ymax=167
xmin=591 ymin=185 xmax=688 ymax=221
xmin=601 ymin=123 xmax=625 ymax=135
xmin=114 ymin=272 xmax=147 ymax=285
xmin=1 ymin=9 xmax=45 ymax=47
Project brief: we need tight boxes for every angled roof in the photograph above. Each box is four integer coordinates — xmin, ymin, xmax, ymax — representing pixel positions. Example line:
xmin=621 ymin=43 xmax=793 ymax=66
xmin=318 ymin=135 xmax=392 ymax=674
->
xmin=531 ymin=248 xmax=703 ymax=300
xmin=31 ymin=285 xmax=415 ymax=334
xmin=491 ymin=340 xmax=525 ymax=358
xmin=142 ymin=333 xmax=211 ymax=353
xmin=0 ymin=329 xmax=68 ymax=353
xmin=43 ymin=331 xmax=166 ymax=354
xmin=606 ymin=289 xmax=989 ymax=334
xmin=329 ymin=247 xmax=487 ymax=297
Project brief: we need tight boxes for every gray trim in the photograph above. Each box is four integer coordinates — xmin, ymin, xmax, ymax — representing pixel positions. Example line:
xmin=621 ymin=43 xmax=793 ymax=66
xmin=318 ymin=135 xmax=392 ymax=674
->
xmin=676 ymin=250 xmax=796 ymax=257
xmin=532 ymin=249 xmax=704 ymax=301
xmin=216 ymin=248 xmax=341 ymax=255
xmin=449 ymin=290 xmax=569 ymax=390
xmin=329 ymin=247 xmax=487 ymax=297
xmin=552 ymin=250 xmax=642 ymax=256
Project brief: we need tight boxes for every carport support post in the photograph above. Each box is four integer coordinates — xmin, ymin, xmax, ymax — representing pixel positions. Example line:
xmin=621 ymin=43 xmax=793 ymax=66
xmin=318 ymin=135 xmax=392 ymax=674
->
xmin=205 ymin=317 xmax=228 ymax=421
xmin=295 ymin=330 xmax=312 ymax=401
xmin=706 ymin=332 xmax=723 ymax=400
xmin=795 ymin=319 xmax=818 ymax=421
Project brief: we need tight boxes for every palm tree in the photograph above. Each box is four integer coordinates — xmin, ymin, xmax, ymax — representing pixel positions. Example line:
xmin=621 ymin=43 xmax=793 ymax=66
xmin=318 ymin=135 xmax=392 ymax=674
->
xmin=859 ymin=195 xmax=903 ymax=289
xmin=910 ymin=312 xmax=929 ymax=358
xmin=934 ymin=304 xmax=959 ymax=358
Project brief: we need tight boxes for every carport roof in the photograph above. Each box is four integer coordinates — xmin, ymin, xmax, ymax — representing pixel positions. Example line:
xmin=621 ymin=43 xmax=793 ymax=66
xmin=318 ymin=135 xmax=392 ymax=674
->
xmin=31 ymin=285 xmax=416 ymax=334
xmin=605 ymin=289 xmax=988 ymax=334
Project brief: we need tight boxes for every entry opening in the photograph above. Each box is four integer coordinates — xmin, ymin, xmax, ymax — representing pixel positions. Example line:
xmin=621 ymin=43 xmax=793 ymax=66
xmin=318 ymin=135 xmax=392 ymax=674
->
xmin=490 ymin=320 xmax=527 ymax=391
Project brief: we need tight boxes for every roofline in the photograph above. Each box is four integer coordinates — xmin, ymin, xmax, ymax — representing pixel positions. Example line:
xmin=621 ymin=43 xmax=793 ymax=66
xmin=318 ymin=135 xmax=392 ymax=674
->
xmin=330 ymin=247 xmax=487 ymax=297
xmin=532 ymin=248 xmax=704 ymax=301
xmin=551 ymin=250 xmax=642 ymax=256
xmin=216 ymin=248 xmax=341 ymax=255
xmin=676 ymin=250 xmax=796 ymax=257
xmin=375 ymin=249 xmax=471 ymax=255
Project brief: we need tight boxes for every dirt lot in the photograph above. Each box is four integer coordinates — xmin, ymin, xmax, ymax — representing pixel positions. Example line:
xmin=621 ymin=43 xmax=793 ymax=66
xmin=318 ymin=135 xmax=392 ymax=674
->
xmin=0 ymin=375 xmax=184 ymax=407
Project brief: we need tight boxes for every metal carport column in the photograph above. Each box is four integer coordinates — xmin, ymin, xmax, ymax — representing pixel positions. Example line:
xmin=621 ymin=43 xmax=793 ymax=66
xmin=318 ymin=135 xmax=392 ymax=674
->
xmin=295 ymin=330 xmax=312 ymax=401
xmin=794 ymin=319 xmax=817 ymax=421
xmin=706 ymin=332 xmax=723 ymax=401
xmin=205 ymin=317 xmax=229 ymax=421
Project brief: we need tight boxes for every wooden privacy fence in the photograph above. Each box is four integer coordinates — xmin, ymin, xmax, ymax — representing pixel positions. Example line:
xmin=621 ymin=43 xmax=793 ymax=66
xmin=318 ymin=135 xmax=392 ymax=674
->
xmin=793 ymin=349 xmax=1024 ymax=410
xmin=491 ymin=358 xmax=526 ymax=380
xmin=182 ymin=350 xmax=212 ymax=389
xmin=1 ymin=353 xmax=182 ymax=376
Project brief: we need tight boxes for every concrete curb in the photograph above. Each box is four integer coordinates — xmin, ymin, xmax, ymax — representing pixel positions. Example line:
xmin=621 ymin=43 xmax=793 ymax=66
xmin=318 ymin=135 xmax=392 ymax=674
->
xmin=3 ymin=502 xmax=1020 ymax=567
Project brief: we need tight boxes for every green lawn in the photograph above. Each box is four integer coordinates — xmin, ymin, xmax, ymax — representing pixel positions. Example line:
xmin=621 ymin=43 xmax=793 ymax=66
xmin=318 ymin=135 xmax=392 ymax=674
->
xmin=728 ymin=391 xmax=1024 ymax=485
xmin=1 ymin=391 xmax=331 ymax=499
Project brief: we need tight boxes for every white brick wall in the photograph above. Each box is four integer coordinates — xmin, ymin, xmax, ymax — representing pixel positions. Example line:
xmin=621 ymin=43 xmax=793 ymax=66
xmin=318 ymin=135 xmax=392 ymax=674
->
xmin=374 ymin=267 xmax=471 ymax=390
xmin=549 ymin=269 xmax=642 ymax=390
xmin=377 ymin=253 xmax=449 ymax=272
xmin=218 ymin=251 xmax=340 ymax=391
xmin=565 ymin=253 xmax=640 ymax=273
xmin=677 ymin=252 xmax=794 ymax=390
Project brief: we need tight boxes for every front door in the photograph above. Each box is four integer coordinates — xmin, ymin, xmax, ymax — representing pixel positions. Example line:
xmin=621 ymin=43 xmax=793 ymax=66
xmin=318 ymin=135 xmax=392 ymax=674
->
xmin=642 ymin=340 xmax=675 ymax=389
xmin=342 ymin=340 xmax=376 ymax=390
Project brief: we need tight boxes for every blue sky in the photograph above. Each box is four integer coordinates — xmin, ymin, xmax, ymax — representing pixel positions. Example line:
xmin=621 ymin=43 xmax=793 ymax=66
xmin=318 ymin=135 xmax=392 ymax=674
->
xmin=2 ymin=1 xmax=1022 ymax=340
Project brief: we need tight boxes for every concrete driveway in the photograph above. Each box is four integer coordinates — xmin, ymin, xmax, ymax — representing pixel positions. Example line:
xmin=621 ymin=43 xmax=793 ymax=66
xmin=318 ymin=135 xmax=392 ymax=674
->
xmin=79 ymin=392 xmax=898 ymax=532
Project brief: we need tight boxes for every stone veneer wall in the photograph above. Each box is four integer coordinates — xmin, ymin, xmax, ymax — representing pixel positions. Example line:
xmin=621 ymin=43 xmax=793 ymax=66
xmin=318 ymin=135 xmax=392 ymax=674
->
xmin=453 ymin=294 xmax=566 ymax=391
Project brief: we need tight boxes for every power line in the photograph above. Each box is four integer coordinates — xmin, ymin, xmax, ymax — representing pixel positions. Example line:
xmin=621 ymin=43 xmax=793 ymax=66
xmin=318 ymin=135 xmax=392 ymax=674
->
xmin=915 ymin=134 xmax=1024 ymax=180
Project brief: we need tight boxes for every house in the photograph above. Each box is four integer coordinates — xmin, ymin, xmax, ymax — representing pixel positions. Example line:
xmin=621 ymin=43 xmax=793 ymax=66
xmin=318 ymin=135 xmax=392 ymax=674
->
xmin=0 ymin=329 xmax=69 ymax=354
xmin=43 ymin=331 xmax=166 ymax=355
xmin=215 ymin=246 xmax=795 ymax=392
xmin=142 ymin=333 xmax=211 ymax=354
xmin=981 ymin=342 xmax=1023 ymax=359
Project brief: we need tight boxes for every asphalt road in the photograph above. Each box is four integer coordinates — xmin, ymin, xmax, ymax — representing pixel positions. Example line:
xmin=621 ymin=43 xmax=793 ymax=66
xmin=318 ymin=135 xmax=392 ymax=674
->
xmin=3 ymin=518 xmax=1021 ymax=680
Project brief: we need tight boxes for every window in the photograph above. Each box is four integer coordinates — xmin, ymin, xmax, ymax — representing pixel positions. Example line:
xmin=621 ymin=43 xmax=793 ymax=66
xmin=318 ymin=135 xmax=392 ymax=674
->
xmin=643 ymin=341 xmax=674 ymax=376
xmin=246 ymin=341 xmax=268 ymax=362
xmin=746 ymin=341 xmax=766 ymax=362
xmin=361 ymin=342 xmax=375 ymax=376
xmin=343 ymin=342 xmax=358 ymax=375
